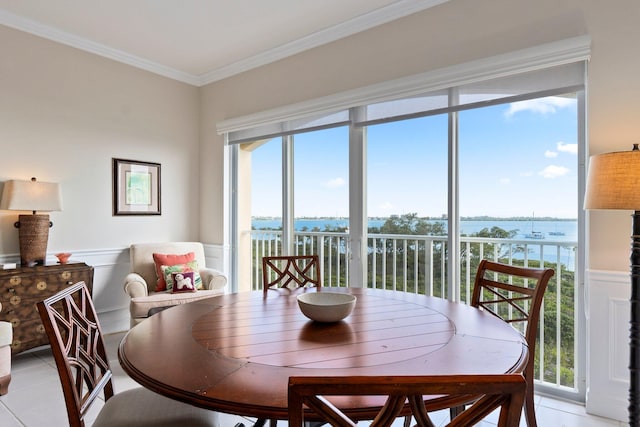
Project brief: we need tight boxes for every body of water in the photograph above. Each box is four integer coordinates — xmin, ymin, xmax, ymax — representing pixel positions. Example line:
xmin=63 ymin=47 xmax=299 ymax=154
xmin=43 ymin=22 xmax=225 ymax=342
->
xmin=252 ymin=218 xmax=577 ymax=242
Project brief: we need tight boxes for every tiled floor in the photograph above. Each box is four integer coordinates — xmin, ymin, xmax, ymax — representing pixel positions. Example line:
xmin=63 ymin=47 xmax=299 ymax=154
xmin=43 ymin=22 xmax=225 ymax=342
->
xmin=0 ymin=332 xmax=625 ymax=426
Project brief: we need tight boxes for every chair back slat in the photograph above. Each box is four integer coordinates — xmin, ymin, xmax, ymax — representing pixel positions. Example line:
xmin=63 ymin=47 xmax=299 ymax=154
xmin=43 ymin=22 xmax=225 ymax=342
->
xmin=262 ymin=255 xmax=321 ymax=294
xmin=471 ymin=259 xmax=554 ymax=346
xmin=37 ymin=281 xmax=112 ymax=427
xmin=288 ymin=374 xmax=526 ymax=427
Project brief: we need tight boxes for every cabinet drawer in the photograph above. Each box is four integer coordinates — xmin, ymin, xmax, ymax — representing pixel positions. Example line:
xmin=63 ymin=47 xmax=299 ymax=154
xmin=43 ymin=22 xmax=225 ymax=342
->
xmin=2 ymin=279 xmax=63 ymax=301
xmin=9 ymin=317 xmax=48 ymax=353
xmin=0 ymin=296 xmax=39 ymax=323
xmin=1 ymin=269 xmax=90 ymax=297
xmin=0 ymin=262 xmax=93 ymax=354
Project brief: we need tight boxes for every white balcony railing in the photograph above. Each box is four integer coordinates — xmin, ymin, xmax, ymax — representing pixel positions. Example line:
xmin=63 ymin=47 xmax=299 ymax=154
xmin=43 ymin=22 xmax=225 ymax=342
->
xmin=248 ymin=229 xmax=579 ymax=398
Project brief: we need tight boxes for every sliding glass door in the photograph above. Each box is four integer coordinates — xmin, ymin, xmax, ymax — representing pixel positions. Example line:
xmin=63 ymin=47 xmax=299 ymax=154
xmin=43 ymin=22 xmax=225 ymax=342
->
xmin=226 ymin=55 xmax=586 ymax=401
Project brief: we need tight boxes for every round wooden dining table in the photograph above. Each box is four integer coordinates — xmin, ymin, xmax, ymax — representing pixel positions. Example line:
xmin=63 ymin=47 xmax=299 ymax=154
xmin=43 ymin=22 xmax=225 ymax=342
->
xmin=118 ymin=287 xmax=528 ymax=421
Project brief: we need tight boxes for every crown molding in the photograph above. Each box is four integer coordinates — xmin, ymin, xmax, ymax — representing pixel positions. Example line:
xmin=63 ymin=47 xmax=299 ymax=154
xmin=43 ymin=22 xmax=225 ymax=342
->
xmin=0 ymin=8 xmax=201 ymax=85
xmin=197 ymin=0 xmax=450 ymax=85
xmin=0 ymin=0 xmax=449 ymax=87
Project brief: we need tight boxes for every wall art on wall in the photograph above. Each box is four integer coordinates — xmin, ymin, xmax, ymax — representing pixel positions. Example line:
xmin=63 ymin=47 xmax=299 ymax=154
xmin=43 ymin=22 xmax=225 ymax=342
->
xmin=112 ymin=158 xmax=161 ymax=215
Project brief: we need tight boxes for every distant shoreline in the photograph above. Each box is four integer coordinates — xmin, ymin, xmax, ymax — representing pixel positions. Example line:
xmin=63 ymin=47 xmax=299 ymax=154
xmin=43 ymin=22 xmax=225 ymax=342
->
xmin=251 ymin=216 xmax=578 ymax=243
xmin=252 ymin=216 xmax=578 ymax=222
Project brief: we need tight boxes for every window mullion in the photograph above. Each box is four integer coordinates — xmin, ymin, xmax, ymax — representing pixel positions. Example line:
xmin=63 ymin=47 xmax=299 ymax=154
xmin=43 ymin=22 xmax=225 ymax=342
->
xmin=349 ymin=107 xmax=367 ymax=288
xmin=448 ymin=87 xmax=460 ymax=302
xmin=282 ymin=135 xmax=295 ymax=255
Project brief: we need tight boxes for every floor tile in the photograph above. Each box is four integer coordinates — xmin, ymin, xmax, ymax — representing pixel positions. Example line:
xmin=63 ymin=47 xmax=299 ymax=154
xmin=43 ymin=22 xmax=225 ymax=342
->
xmin=0 ymin=402 xmax=21 ymax=427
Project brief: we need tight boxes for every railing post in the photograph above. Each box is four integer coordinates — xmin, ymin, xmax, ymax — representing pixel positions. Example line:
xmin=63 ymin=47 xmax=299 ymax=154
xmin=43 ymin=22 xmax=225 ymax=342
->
xmin=425 ymin=239 xmax=433 ymax=296
xmin=318 ymin=234 xmax=325 ymax=286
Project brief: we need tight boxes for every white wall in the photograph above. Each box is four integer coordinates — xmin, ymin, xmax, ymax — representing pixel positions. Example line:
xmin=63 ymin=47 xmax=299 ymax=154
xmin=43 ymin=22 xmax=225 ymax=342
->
xmin=0 ymin=25 xmax=208 ymax=330
xmin=0 ymin=25 xmax=202 ymax=254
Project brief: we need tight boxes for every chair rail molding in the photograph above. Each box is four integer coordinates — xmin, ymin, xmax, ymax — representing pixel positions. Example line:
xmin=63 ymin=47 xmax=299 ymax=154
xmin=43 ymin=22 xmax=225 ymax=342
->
xmin=0 ymin=243 xmax=229 ymax=334
xmin=586 ymin=269 xmax=629 ymax=422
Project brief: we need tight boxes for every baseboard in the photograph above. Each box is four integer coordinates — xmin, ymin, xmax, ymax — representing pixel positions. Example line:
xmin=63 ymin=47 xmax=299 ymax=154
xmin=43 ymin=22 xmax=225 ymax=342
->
xmin=585 ymin=390 xmax=627 ymax=422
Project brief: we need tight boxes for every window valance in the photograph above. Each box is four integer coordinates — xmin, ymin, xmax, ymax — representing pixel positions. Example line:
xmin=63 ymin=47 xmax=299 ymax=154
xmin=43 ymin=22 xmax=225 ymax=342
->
xmin=218 ymin=35 xmax=590 ymax=144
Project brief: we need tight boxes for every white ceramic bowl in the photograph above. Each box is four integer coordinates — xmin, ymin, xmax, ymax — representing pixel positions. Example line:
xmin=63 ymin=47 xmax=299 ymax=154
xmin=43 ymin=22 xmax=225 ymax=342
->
xmin=297 ymin=292 xmax=357 ymax=323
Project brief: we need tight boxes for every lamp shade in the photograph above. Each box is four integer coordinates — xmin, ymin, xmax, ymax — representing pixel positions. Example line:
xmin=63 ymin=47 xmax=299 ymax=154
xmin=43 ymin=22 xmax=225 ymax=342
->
xmin=0 ymin=178 xmax=62 ymax=213
xmin=584 ymin=145 xmax=640 ymax=210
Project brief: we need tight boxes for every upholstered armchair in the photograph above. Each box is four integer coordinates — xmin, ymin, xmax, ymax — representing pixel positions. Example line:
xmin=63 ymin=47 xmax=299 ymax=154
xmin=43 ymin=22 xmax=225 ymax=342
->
xmin=123 ymin=242 xmax=227 ymax=327
xmin=0 ymin=301 xmax=12 ymax=395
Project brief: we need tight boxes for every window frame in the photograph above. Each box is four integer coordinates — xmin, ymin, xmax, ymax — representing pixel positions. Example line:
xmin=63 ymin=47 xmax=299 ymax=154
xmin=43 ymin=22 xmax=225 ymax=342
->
xmin=224 ymin=37 xmax=589 ymax=402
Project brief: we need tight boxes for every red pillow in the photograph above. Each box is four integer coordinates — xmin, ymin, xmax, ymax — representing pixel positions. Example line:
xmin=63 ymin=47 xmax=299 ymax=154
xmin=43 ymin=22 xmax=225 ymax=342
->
xmin=152 ymin=252 xmax=195 ymax=291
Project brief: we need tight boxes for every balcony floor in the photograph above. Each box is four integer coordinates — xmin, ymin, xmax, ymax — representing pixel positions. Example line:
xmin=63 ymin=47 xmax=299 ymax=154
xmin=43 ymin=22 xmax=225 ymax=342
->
xmin=0 ymin=332 xmax=623 ymax=427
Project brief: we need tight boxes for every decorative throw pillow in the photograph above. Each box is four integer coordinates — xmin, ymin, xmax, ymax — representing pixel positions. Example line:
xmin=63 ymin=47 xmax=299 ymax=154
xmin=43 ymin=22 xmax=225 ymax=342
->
xmin=153 ymin=252 xmax=195 ymax=291
xmin=161 ymin=260 xmax=203 ymax=291
xmin=170 ymin=271 xmax=197 ymax=293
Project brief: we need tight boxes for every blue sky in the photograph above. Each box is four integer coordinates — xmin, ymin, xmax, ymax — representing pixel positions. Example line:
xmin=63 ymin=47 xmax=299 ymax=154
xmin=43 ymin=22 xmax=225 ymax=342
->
xmin=251 ymin=96 xmax=578 ymax=219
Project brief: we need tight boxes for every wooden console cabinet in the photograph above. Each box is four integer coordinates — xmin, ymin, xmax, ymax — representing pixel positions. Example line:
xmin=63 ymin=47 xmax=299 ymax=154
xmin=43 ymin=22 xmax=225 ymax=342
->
xmin=0 ymin=262 xmax=94 ymax=354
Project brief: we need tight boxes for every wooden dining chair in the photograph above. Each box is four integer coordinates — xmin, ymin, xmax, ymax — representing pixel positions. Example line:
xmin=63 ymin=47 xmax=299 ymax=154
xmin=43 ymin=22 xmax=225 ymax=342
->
xmin=36 ymin=281 xmax=219 ymax=427
xmin=461 ymin=259 xmax=555 ymax=427
xmin=288 ymin=374 xmax=526 ymax=427
xmin=257 ymin=254 xmax=322 ymax=427
xmin=262 ymin=255 xmax=321 ymax=294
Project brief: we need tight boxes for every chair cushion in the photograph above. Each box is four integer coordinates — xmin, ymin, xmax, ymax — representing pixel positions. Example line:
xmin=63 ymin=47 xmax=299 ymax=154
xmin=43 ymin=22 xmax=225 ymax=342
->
xmin=130 ymin=289 xmax=223 ymax=319
xmin=152 ymin=252 xmax=195 ymax=291
xmin=93 ymin=387 xmax=219 ymax=427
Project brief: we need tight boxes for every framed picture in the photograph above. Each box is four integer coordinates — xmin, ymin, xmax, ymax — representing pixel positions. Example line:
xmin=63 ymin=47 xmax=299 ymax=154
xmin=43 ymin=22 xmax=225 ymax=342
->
xmin=112 ymin=158 xmax=161 ymax=215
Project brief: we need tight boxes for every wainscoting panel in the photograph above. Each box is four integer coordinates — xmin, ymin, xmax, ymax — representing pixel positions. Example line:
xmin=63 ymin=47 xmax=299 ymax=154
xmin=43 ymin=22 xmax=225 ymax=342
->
xmin=0 ymin=243 xmax=229 ymax=335
xmin=586 ymin=269 xmax=629 ymax=422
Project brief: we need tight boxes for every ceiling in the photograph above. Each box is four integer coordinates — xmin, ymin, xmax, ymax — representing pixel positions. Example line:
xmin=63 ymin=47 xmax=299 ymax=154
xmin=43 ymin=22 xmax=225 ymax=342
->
xmin=0 ymin=0 xmax=448 ymax=86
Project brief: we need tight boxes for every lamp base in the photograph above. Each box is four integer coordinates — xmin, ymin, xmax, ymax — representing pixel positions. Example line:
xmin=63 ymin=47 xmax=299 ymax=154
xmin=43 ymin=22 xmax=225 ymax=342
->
xmin=16 ymin=214 xmax=51 ymax=267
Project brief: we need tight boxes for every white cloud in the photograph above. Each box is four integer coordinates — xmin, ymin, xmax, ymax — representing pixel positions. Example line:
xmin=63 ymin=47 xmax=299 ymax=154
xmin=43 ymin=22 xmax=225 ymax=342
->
xmin=539 ymin=165 xmax=570 ymax=178
xmin=545 ymin=150 xmax=558 ymax=158
xmin=324 ymin=177 xmax=345 ymax=188
xmin=499 ymin=178 xmax=511 ymax=184
xmin=556 ymin=141 xmax=577 ymax=154
xmin=378 ymin=202 xmax=395 ymax=211
xmin=505 ymin=97 xmax=574 ymax=117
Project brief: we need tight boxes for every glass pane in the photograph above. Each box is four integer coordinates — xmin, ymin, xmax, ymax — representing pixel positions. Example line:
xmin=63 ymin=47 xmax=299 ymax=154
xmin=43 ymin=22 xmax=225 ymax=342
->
xmin=459 ymin=95 xmax=578 ymax=388
xmin=244 ymin=138 xmax=283 ymax=290
xmin=458 ymin=96 xmax=578 ymax=237
xmin=293 ymin=126 xmax=349 ymax=287
xmin=250 ymin=138 xmax=282 ymax=227
xmin=366 ymin=114 xmax=448 ymax=296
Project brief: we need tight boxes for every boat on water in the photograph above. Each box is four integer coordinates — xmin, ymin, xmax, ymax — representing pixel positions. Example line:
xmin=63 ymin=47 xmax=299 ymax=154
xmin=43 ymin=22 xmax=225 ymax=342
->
xmin=548 ymin=223 xmax=566 ymax=236
xmin=525 ymin=212 xmax=545 ymax=239
xmin=525 ymin=231 xmax=545 ymax=239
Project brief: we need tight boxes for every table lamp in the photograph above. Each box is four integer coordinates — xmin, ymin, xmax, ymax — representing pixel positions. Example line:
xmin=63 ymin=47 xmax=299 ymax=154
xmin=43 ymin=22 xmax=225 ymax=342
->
xmin=584 ymin=144 xmax=640 ymax=425
xmin=0 ymin=177 xmax=63 ymax=266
